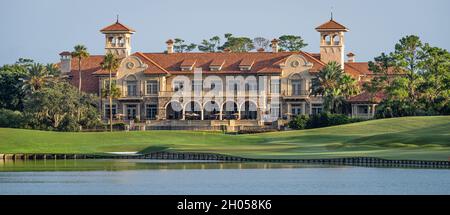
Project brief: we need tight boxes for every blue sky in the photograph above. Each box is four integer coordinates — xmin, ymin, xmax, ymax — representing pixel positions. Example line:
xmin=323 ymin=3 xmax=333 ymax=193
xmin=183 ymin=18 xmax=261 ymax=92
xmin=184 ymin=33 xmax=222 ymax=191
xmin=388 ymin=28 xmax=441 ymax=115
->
xmin=0 ymin=0 xmax=449 ymax=65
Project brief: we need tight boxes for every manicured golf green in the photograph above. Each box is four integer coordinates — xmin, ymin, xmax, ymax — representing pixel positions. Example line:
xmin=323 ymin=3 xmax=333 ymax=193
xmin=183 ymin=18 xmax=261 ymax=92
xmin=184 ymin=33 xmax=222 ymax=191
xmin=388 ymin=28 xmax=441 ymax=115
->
xmin=0 ymin=116 xmax=449 ymax=161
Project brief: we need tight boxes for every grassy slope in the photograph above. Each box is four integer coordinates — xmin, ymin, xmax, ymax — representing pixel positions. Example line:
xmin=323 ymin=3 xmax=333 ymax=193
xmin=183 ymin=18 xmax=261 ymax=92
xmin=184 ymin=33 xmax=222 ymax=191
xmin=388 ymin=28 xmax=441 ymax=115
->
xmin=0 ymin=116 xmax=449 ymax=160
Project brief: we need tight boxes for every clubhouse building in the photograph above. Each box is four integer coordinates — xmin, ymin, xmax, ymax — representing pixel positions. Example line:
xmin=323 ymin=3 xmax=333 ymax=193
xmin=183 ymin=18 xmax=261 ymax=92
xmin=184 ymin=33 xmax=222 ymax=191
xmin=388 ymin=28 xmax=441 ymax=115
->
xmin=58 ymin=18 xmax=380 ymax=130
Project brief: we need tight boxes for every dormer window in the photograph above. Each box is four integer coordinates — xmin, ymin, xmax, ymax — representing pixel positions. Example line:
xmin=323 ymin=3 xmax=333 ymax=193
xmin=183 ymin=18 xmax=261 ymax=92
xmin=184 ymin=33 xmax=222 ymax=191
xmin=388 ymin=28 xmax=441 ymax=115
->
xmin=180 ymin=59 xmax=196 ymax=71
xmin=210 ymin=59 xmax=225 ymax=71
xmin=239 ymin=58 xmax=254 ymax=71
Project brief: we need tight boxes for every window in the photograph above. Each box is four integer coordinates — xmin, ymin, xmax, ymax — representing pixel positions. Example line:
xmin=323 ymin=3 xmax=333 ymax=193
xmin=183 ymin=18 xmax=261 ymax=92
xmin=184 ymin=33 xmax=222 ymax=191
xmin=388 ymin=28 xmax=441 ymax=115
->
xmin=333 ymin=35 xmax=340 ymax=45
xmin=173 ymin=81 xmax=184 ymax=92
xmin=270 ymin=104 xmax=280 ymax=118
xmin=146 ymin=80 xmax=158 ymax=95
xmin=271 ymin=79 xmax=280 ymax=94
xmin=146 ymin=104 xmax=158 ymax=120
xmin=311 ymin=103 xmax=323 ymax=115
xmin=126 ymin=104 xmax=137 ymax=120
xmin=291 ymin=104 xmax=302 ymax=116
xmin=291 ymin=80 xmax=302 ymax=95
xmin=118 ymin=37 xmax=124 ymax=47
xmin=104 ymin=104 xmax=117 ymax=118
xmin=357 ymin=105 xmax=369 ymax=114
xmin=127 ymin=80 xmax=137 ymax=96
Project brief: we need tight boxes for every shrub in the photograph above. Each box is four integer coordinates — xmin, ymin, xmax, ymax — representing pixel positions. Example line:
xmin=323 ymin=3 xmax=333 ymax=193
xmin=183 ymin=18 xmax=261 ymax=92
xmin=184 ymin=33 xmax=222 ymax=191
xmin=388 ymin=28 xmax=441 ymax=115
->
xmin=0 ymin=108 xmax=25 ymax=128
xmin=289 ymin=113 xmax=365 ymax=130
xmin=288 ymin=115 xmax=309 ymax=130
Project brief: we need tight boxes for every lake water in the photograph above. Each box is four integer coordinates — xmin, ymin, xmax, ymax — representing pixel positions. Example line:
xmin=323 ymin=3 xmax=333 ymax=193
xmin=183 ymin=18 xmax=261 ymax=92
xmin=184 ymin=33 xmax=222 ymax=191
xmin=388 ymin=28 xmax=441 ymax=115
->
xmin=1 ymin=159 xmax=450 ymax=195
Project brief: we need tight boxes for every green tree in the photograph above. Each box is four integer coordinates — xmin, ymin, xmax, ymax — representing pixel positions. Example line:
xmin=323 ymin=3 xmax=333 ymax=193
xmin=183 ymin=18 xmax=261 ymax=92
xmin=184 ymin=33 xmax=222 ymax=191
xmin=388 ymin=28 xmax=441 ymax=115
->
xmin=391 ymin=35 xmax=425 ymax=113
xmin=21 ymin=63 xmax=56 ymax=94
xmin=311 ymin=62 xmax=359 ymax=113
xmin=367 ymin=35 xmax=450 ymax=117
xmin=197 ymin=36 xmax=221 ymax=52
xmin=220 ymin=34 xmax=254 ymax=52
xmin=0 ymin=61 xmax=29 ymax=110
xmin=101 ymin=53 xmax=120 ymax=132
xmin=363 ymin=53 xmax=395 ymax=102
xmin=417 ymin=44 xmax=450 ymax=114
xmin=173 ymin=38 xmax=197 ymax=53
xmin=71 ymin=45 xmax=90 ymax=92
xmin=24 ymin=81 xmax=100 ymax=131
xmin=277 ymin=35 xmax=308 ymax=51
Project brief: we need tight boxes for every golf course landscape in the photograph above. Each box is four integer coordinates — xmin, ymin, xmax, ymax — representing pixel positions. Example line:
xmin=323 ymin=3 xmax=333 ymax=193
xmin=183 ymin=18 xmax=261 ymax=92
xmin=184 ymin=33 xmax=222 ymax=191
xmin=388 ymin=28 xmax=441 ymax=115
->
xmin=1 ymin=116 xmax=449 ymax=161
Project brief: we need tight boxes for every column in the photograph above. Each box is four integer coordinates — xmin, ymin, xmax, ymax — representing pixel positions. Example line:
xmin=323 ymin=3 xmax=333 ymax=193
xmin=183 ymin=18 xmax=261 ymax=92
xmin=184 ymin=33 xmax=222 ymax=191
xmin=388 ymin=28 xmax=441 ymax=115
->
xmin=302 ymin=102 xmax=306 ymax=115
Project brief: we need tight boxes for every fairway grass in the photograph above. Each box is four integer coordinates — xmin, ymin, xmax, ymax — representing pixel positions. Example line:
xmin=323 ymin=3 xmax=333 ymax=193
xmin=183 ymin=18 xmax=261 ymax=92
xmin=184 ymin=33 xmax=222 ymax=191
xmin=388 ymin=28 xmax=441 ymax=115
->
xmin=0 ymin=116 xmax=449 ymax=161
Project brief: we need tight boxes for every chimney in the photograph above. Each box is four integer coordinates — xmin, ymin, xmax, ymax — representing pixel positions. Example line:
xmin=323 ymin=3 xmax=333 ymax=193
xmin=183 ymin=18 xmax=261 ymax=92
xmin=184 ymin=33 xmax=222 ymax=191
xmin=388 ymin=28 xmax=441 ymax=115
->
xmin=257 ymin=48 xmax=265 ymax=52
xmin=347 ymin=52 xmax=355 ymax=63
xmin=59 ymin=51 xmax=72 ymax=75
xmin=166 ymin=39 xmax=174 ymax=54
xmin=223 ymin=48 xmax=231 ymax=53
xmin=271 ymin=39 xmax=279 ymax=53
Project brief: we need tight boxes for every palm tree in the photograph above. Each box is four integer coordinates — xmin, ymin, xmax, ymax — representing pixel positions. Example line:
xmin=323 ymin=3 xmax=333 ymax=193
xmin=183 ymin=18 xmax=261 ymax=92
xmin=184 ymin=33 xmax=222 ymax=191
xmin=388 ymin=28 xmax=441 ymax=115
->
xmin=71 ymin=45 xmax=90 ymax=92
xmin=100 ymin=53 xmax=120 ymax=132
xmin=311 ymin=61 xmax=348 ymax=113
xmin=340 ymin=74 xmax=360 ymax=99
xmin=21 ymin=63 xmax=55 ymax=93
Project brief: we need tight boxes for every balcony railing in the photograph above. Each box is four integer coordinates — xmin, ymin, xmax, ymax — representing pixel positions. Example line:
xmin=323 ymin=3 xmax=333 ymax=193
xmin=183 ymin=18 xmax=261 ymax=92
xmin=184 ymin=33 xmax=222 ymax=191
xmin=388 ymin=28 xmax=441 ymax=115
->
xmin=159 ymin=90 xmax=262 ymax=98
xmin=282 ymin=90 xmax=310 ymax=97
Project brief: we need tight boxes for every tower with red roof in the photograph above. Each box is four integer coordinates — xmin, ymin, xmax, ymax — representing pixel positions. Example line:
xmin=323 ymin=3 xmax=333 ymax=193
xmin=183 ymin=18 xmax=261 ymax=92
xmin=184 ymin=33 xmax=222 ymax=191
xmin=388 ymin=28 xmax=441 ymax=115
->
xmin=100 ymin=17 xmax=135 ymax=57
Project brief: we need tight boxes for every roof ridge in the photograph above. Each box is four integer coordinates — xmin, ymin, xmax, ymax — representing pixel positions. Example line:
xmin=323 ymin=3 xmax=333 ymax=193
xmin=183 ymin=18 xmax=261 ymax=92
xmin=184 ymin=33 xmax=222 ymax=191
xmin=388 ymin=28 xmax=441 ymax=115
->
xmin=100 ymin=22 xmax=135 ymax=32
xmin=135 ymin=52 xmax=170 ymax=74
xmin=300 ymin=51 xmax=326 ymax=66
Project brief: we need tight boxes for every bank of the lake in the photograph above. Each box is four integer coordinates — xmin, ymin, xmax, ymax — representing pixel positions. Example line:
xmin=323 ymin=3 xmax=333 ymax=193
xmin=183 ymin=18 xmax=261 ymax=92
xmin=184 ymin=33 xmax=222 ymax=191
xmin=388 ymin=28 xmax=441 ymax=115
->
xmin=0 ymin=116 xmax=449 ymax=161
xmin=1 ymin=159 xmax=450 ymax=194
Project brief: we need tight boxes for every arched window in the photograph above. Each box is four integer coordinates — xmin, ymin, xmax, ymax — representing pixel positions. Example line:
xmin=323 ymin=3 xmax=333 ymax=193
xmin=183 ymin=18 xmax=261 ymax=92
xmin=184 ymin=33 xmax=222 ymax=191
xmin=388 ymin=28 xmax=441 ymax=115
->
xmin=118 ymin=37 xmax=125 ymax=47
xmin=333 ymin=35 xmax=340 ymax=45
xmin=166 ymin=101 xmax=183 ymax=120
xmin=325 ymin=35 xmax=331 ymax=45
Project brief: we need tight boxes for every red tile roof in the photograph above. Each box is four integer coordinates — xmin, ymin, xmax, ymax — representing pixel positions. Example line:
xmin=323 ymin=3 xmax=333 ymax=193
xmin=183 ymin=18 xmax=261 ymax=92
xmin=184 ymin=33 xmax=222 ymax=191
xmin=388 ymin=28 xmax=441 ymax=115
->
xmin=348 ymin=91 xmax=386 ymax=103
xmin=137 ymin=51 xmax=325 ymax=74
xmin=210 ymin=58 xmax=225 ymax=67
xmin=57 ymin=55 xmax=105 ymax=94
xmin=315 ymin=19 xmax=348 ymax=31
xmin=100 ymin=21 xmax=135 ymax=32
xmin=180 ymin=59 xmax=197 ymax=68
xmin=344 ymin=62 xmax=373 ymax=78
xmin=59 ymin=51 xmax=71 ymax=56
xmin=239 ymin=58 xmax=255 ymax=67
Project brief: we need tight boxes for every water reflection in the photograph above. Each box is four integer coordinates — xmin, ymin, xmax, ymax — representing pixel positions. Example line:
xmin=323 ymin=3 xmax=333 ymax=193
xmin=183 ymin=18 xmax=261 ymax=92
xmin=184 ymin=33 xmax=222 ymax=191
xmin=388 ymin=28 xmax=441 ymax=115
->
xmin=0 ymin=159 xmax=337 ymax=172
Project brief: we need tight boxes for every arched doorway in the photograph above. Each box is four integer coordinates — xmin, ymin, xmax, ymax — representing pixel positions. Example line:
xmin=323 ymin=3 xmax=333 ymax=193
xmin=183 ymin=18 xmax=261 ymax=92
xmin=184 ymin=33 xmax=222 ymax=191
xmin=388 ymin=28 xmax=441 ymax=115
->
xmin=222 ymin=101 xmax=239 ymax=120
xmin=184 ymin=101 xmax=202 ymax=120
xmin=166 ymin=101 xmax=183 ymax=120
xmin=240 ymin=101 xmax=258 ymax=120
xmin=204 ymin=101 xmax=221 ymax=120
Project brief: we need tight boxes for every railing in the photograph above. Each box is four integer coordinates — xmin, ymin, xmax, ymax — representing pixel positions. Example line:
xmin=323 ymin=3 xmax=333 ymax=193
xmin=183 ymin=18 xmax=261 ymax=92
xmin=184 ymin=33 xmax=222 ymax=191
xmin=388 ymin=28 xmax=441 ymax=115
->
xmin=120 ymin=91 xmax=144 ymax=99
xmin=282 ymin=90 xmax=310 ymax=97
xmin=159 ymin=90 xmax=263 ymax=98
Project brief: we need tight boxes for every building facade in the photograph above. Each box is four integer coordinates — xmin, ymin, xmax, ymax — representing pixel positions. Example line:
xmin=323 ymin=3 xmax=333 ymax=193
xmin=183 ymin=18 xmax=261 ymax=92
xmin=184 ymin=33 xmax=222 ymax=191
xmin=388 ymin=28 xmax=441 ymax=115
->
xmin=59 ymin=18 xmax=378 ymax=130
